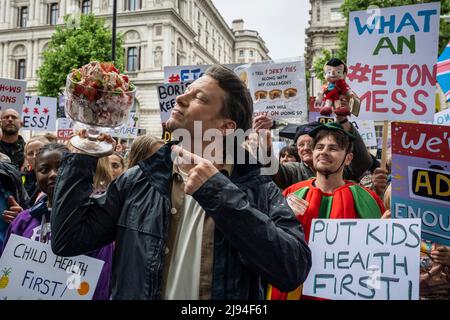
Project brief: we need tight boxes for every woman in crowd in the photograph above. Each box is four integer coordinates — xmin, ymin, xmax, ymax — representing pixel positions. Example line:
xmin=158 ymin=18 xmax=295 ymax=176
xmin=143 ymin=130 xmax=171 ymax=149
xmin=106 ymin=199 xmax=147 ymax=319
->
xmin=108 ymin=152 xmax=126 ymax=180
xmin=1 ymin=143 xmax=113 ymax=300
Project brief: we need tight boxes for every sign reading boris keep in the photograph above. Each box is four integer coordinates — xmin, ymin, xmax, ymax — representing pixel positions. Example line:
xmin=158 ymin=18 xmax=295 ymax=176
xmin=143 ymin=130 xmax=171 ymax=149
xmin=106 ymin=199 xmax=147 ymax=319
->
xmin=391 ymin=122 xmax=450 ymax=245
xmin=0 ymin=234 xmax=104 ymax=300
xmin=347 ymin=2 xmax=440 ymax=121
xmin=0 ymin=78 xmax=26 ymax=113
xmin=249 ymin=60 xmax=307 ymax=121
xmin=302 ymin=219 xmax=421 ymax=300
xmin=157 ymin=81 xmax=192 ymax=125
xmin=22 ymin=96 xmax=57 ymax=131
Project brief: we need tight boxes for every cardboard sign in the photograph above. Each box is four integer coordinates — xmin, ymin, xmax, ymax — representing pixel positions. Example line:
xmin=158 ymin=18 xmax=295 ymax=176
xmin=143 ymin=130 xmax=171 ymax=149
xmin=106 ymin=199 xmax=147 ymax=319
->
xmin=314 ymin=116 xmax=377 ymax=147
xmin=0 ymin=78 xmax=27 ymax=114
xmin=0 ymin=234 xmax=104 ymax=300
xmin=347 ymin=3 xmax=440 ymax=121
xmin=157 ymin=82 xmax=192 ymax=125
xmin=111 ymin=112 xmax=139 ymax=139
xmin=391 ymin=122 xmax=450 ymax=245
xmin=302 ymin=219 xmax=421 ymax=300
xmin=22 ymin=96 xmax=57 ymax=131
xmin=249 ymin=60 xmax=307 ymax=121
xmin=164 ymin=64 xmax=242 ymax=83
xmin=433 ymin=108 xmax=450 ymax=126
xmin=56 ymin=118 xmax=74 ymax=141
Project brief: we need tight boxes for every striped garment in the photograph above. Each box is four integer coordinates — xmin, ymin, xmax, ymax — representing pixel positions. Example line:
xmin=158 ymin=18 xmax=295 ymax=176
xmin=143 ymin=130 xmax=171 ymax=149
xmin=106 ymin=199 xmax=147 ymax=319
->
xmin=267 ymin=178 xmax=384 ymax=300
xmin=437 ymin=41 xmax=450 ymax=101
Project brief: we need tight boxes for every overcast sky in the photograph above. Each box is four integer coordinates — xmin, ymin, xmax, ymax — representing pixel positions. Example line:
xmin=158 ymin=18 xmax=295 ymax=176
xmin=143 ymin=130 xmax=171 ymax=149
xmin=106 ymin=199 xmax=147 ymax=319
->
xmin=212 ymin=0 xmax=310 ymax=61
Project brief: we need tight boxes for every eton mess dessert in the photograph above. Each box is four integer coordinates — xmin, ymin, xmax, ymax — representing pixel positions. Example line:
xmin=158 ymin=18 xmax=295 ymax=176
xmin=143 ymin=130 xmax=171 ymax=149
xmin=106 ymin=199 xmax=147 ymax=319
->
xmin=65 ymin=61 xmax=136 ymax=128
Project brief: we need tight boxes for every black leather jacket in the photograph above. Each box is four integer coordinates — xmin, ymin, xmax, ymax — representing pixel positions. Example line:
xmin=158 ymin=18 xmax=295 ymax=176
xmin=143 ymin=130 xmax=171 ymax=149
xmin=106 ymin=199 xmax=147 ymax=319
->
xmin=51 ymin=143 xmax=311 ymax=299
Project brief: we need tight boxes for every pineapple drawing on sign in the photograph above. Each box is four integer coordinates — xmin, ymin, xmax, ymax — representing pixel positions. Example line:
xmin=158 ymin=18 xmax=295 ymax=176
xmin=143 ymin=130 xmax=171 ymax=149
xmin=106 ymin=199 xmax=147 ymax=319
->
xmin=0 ymin=268 xmax=12 ymax=289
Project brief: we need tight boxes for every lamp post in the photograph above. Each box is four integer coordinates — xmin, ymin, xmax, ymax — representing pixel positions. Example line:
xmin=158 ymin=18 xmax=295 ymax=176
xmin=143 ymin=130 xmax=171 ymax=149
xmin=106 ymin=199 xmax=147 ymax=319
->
xmin=309 ymin=68 xmax=315 ymax=97
xmin=111 ymin=0 xmax=117 ymax=63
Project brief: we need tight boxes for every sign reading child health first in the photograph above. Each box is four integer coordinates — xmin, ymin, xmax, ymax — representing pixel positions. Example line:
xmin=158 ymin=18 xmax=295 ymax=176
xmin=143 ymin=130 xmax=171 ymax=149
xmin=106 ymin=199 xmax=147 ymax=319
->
xmin=391 ymin=122 xmax=450 ymax=246
xmin=347 ymin=3 xmax=440 ymax=121
xmin=0 ymin=234 xmax=104 ymax=300
xmin=302 ymin=219 xmax=421 ymax=300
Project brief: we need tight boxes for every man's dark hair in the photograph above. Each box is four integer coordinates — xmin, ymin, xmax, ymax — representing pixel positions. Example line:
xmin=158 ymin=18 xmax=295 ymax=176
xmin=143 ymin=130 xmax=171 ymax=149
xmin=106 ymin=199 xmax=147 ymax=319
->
xmin=205 ymin=65 xmax=253 ymax=131
xmin=325 ymin=58 xmax=347 ymax=74
xmin=311 ymin=129 xmax=353 ymax=153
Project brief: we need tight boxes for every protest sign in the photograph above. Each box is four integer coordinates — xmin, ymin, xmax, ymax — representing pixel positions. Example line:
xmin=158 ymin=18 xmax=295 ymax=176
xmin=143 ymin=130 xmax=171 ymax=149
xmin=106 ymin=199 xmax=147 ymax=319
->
xmin=347 ymin=2 xmax=440 ymax=121
xmin=57 ymin=94 xmax=66 ymax=118
xmin=111 ymin=112 xmax=139 ymax=139
xmin=302 ymin=219 xmax=421 ymax=300
xmin=314 ymin=115 xmax=377 ymax=147
xmin=157 ymin=81 xmax=192 ymax=125
xmin=57 ymin=118 xmax=74 ymax=141
xmin=391 ymin=122 xmax=450 ymax=245
xmin=0 ymin=78 xmax=26 ymax=114
xmin=164 ymin=64 xmax=242 ymax=83
xmin=0 ymin=234 xmax=104 ymax=300
xmin=22 ymin=96 xmax=57 ymax=131
xmin=249 ymin=60 xmax=307 ymax=121
xmin=433 ymin=108 xmax=450 ymax=126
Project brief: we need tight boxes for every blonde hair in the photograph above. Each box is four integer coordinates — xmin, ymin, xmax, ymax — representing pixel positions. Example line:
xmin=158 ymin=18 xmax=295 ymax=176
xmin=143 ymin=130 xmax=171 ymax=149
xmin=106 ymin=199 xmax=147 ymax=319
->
xmin=128 ymin=135 xmax=164 ymax=168
xmin=93 ymin=157 xmax=114 ymax=193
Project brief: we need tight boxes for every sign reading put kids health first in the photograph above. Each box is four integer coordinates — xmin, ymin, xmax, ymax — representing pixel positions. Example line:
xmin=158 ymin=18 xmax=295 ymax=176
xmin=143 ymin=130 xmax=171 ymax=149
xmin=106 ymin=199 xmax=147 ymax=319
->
xmin=391 ymin=122 xmax=450 ymax=246
xmin=347 ymin=2 xmax=440 ymax=121
xmin=0 ymin=234 xmax=104 ymax=300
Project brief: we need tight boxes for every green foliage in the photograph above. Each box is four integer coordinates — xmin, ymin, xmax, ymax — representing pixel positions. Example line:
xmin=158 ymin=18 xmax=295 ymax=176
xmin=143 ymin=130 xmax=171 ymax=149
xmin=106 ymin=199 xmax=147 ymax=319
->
xmin=37 ymin=14 xmax=124 ymax=97
xmin=313 ymin=49 xmax=333 ymax=83
xmin=337 ymin=0 xmax=449 ymax=61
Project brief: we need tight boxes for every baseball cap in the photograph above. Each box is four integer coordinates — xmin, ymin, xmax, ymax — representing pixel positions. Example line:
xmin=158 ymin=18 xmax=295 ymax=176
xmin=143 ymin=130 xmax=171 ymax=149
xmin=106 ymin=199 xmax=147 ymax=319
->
xmin=293 ymin=121 xmax=322 ymax=143
xmin=308 ymin=122 xmax=356 ymax=141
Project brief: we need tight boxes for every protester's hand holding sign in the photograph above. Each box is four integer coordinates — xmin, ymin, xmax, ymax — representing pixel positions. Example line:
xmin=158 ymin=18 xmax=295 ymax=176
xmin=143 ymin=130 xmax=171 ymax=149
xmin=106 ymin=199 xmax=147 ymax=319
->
xmin=253 ymin=114 xmax=273 ymax=131
xmin=2 ymin=196 xmax=23 ymax=224
xmin=372 ymin=167 xmax=389 ymax=197
xmin=171 ymin=145 xmax=219 ymax=195
xmin=431 ymin=246 xmax=450 ymax=267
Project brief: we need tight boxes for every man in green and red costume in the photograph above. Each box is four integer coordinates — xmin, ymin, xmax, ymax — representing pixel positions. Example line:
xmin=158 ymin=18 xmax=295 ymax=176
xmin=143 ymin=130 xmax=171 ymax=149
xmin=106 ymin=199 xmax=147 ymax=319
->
xmin=268 ymin=122 xmax=385 ymax=300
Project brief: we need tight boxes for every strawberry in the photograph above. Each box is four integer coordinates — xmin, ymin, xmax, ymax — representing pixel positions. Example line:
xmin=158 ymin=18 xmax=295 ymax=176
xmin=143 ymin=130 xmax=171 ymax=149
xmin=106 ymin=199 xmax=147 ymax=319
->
xmin=100 ymin=62 xmax=119 ymax=73
xmin=122 ymin=75 xmax=129 ymax=83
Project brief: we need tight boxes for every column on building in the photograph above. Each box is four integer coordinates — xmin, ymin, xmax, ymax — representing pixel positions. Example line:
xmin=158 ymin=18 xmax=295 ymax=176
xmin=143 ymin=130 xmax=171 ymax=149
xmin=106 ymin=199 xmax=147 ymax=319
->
xmin=59 ymin=0 xmax=67 ymax=23
xmin=41 ymin=0 xmax=46 ymax=25
xmin=163 ymin=23 xmax=172 ymax=67
xmin=5 ymin=1 xmax=12 ymax=26
xmin=0 ymin=0 xmax=6 ymax=25
xmin=0 ymin=43 xmax=3 ymax=76
xmin=146 ymin=23 xmax=154 ymax=69
xmin=32 ymin=40 xmax=39 ymax=79
xmin=26 ymin=41 xmax=33 ymax=78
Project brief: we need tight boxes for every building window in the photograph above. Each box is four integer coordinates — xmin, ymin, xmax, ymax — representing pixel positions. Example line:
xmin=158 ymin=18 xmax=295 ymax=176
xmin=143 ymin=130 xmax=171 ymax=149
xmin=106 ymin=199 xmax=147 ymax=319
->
xmin=239 ymin=50 xmax=244 ymax=57
xmin=81 ymin=0 xmax=91 ymax=14
xmin=155 ymin=24 xmax=162 ymax=36
xmin=250 ymin=50 xmax=254 ymax=57
xmin=126 ymin=0 xmax=141 ymax=11
xmin=48 ymin=3 xmax=59 ymax=25
xmin=18 ymin=6 xmax=28 ymax=27
xmin=316 ymin=5 xmax=320 ymax=22
xmin=330 ymin=8 xmax=343 ymax=21
xmin=127 ymin=47 xmax=138 ymax=71
xmin=17 ymin=59 xmax=26 ymax=79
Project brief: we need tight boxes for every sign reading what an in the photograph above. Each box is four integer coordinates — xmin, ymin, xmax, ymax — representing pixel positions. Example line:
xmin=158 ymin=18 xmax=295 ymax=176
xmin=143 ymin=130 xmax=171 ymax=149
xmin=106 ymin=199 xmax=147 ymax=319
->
xmin=0 ymin=234 xmax=104 ymax=300
xmin=347 ymin=2 xmax=440 ymax=121
xmin=302 ymin=219 xmax=421 ymax=300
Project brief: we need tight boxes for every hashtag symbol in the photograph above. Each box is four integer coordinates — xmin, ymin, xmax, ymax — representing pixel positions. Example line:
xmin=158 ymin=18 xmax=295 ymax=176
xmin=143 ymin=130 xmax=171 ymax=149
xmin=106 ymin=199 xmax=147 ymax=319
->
xmin=168 ymin=74 xmax=180 ymax=83
xmin=347 ymin=63 xmax=371 ymax=83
